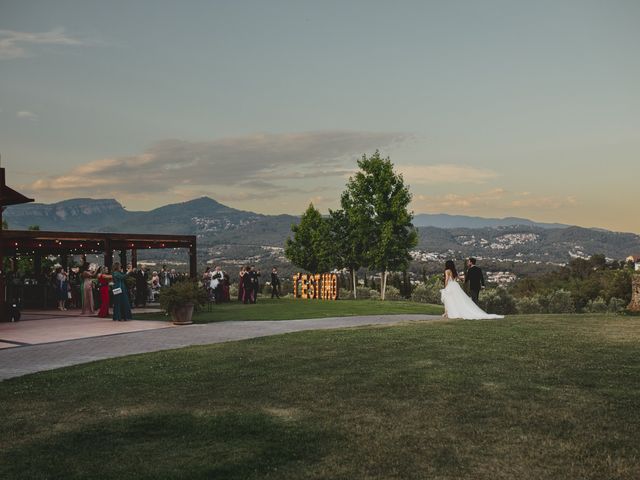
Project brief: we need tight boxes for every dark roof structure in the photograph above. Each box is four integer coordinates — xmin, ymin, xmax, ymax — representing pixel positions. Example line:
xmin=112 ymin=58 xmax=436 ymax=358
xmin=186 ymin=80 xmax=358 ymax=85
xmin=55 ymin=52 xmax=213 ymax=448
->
xmin=0 ymin=167 xmax=34 ymax=207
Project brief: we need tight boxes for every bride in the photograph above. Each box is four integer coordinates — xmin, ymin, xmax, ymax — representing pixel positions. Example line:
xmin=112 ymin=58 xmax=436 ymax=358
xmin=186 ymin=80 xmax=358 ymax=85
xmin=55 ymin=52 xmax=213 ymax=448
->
xmin=440 ymin=260 xmax=504 ymax=320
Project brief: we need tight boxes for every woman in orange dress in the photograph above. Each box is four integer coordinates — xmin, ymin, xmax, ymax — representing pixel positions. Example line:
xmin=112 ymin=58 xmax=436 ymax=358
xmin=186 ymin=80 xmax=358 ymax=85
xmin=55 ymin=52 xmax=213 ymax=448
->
xmin=97 ymin=267 xmax=113 ymax=318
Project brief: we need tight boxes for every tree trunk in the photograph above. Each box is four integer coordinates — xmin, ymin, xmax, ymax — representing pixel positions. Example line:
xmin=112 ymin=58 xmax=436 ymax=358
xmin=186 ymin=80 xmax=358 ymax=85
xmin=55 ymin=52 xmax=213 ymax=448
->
xmin=351 ymin=267 xmax=357 ymax=299
xmin=381 ymin=270 xmax=388 ymax=301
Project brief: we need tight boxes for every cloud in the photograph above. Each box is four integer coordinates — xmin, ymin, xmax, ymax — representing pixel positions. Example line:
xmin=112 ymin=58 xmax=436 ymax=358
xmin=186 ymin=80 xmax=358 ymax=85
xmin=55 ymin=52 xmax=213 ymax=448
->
xmin=397 ymin=164 xmax=499 ymax=185
xmin=416 ymin=189 xmax=507 ymax=210
xmin=0 ymin=28 xmax=88 ymax=60
xmin=16 ymin=110 xmax=38 ymax=121
xmin=25 ymin=130 xmax=406 ymax=200
xmin=414 ymin=189 xmax=577 ymax=213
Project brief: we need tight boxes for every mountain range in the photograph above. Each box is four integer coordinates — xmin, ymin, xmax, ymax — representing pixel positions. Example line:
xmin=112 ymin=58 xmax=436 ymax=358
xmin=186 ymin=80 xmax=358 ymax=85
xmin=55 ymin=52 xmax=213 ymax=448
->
xmin=4 ymin=197 xmax=640 ymax=270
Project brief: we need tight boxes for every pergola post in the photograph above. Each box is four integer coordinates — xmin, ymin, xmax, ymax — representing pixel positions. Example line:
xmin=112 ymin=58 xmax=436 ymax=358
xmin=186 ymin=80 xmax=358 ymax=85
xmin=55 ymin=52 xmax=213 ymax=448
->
xmin=61 ymin=253 xmax=68 ymax=271
xmin=104 ymin=238 xmax=113 ymax=271
xmin=131 ymin=248 xmax=138 ymax=269
xmin=189 ymin=242 xmax=197 ymax=279
xmin=119 ymin=250 xmax=127 ymax=268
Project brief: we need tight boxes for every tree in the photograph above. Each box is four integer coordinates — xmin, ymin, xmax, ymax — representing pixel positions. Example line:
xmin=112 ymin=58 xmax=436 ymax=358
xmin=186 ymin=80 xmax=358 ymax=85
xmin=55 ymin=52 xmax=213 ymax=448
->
xmin=341 ymin=151 xmax=417 ymax=300
xmin=1 ymin=219 xmax=7 ymax=230
xmin=284 ymin=203 xmax=333 ymax=273
xmin=28 ymin=225 xmax=40 ymax=231
xmin=328 ymin=208 xmax=365 ymax=298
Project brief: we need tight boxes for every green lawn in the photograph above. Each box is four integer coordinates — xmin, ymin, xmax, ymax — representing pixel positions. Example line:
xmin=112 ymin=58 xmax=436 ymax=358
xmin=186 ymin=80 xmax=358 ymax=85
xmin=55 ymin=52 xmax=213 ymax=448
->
xmin=1 ymin=314 xmax=639 ymax=479
xmin=135 ymin=297 xmax=444 ymax=322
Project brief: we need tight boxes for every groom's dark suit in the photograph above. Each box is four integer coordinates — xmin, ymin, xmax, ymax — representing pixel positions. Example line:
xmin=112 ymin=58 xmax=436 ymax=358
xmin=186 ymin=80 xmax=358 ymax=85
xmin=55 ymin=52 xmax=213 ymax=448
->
xmin=464 ymin=265 xmax=485 ymax=305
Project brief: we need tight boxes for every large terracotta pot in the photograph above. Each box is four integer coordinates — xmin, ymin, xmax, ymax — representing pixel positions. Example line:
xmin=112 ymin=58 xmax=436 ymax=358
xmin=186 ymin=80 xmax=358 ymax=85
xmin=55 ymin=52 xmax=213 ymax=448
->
xmin=171 ymin=303 xmax=194 ymax=325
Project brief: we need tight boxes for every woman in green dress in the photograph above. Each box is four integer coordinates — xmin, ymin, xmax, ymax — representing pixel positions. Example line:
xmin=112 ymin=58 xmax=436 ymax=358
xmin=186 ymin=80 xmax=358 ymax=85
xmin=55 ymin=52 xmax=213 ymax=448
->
xmin=112 ymin=262 xmax=132 ymax=321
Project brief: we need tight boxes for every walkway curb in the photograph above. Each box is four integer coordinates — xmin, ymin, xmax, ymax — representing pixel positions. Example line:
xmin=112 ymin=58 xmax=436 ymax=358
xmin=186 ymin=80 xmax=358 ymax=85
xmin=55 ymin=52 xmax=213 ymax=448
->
xmin=0 ymin=315 xmax=441 ymax=381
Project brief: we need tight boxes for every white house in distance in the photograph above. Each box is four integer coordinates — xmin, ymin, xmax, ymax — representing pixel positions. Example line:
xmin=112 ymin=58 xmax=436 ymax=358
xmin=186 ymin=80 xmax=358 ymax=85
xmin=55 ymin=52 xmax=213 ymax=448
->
xmin=626 ymin=255 xmax=640 ymax=271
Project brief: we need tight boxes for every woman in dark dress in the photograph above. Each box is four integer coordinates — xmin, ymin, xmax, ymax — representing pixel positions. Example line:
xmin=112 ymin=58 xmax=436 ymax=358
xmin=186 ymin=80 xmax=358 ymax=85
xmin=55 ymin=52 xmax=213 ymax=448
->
xmin=112 ymin=262 xmax=132 ymax=321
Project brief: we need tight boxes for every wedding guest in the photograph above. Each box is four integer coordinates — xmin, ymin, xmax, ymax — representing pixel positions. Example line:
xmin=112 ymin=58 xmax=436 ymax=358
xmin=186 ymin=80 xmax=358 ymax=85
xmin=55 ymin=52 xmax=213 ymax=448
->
xmin=159 ymin=265 xmax=171 ymax=288
xmin=203 ymin=267 xmax=212 ymax=298
xmin=238 ymin=267 xmax=246 ymax=302
xmin=242 ymin=266 xmax=254 ymax=304
xmin=81 ymin=266 xmax=96 ymax=315
xmin=55 ymin=266 xmax=68 ymax=311
xmin=150 ymin=271 xmax=160 ymax=302
xmin=270 ymin=267 xmax=281 ymax=299
xmin=68 ymin=267 xmax=81 ymax=308
xmin=222 ymin=273 xmax=230 ymax=302
xmin=78 ymin=254 xmax=90 ymax=273
xmin=250 ymin=266 xmax=260 ymax=304
xmin=135 ymin=266 xmax=149 ymax=308
xmin=210 ymin=266 xmax=224 ymax=303
xmin=97 ymin=266 xmax=113 ymax=318
xmin=112 ymin=262 xmax=132 ymax=321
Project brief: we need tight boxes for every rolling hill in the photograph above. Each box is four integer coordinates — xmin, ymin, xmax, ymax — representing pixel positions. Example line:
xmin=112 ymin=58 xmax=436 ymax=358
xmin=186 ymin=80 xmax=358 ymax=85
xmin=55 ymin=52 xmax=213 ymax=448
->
xmin=4 ymin=197 xmax=640 ymax=269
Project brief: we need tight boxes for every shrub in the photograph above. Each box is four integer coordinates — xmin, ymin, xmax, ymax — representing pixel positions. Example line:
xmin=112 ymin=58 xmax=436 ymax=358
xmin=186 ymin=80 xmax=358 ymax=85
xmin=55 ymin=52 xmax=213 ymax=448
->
xmin=585 ymin=297 xmax=608 ymax=313
xmin=229 ymin=283 xmax=239 ymax=300
xmin=411 ymin=283 xmax=442 ymax=304
xmin=339 ymin=288 xmax=353 ymax=300
xmin=369 ymin=290 xmax=380 ymax=300
xmin=383 ymin=286 xmax=402 ymax=301
xmin=159 ymin=280 xmax=208 ymax=313
xmin=608 ymin=297 xmax=627 ymax=314
xmin=516 ymin=296 xmax=545 ymax=314
xmin=356 ymin=287 xmax=371 ymax=299
xmin=479 ymin=288 xmax=517 ymax=315
xmin=546 ymin=289 xmax=575 ymax=314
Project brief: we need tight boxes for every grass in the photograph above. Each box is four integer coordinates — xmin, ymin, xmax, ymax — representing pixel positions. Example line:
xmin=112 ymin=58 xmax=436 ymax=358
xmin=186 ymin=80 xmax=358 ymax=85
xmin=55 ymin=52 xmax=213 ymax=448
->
xmin=135 ymin=297 xmax=444 ymax=322
xmin=1 ymin=314 xmax=640 ymax=479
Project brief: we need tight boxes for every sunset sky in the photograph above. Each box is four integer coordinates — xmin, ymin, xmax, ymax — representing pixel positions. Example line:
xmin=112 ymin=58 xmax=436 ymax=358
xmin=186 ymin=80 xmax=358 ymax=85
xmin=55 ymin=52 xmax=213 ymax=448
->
xmin=1 ymin=1 xmax=638 ymax=232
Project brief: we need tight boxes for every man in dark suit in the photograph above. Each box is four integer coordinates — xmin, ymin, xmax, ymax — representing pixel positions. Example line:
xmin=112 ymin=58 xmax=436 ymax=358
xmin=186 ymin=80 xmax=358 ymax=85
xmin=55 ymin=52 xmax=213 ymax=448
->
xmin=464 ymin=257 xmax=485 ymax=305
xmin=250 ymin=266 xmax=260 ymax=304
xmin=270 ymin=267 xmax=280 ymax=299
xmin=135 ymin=266 xmax=149 ymax=307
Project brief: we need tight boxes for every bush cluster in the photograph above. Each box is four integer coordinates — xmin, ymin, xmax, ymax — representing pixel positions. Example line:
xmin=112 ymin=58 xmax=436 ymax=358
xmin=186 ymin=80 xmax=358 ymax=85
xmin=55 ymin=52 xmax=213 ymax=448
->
xmin=410 ymin=283 xmax=442 ymax=305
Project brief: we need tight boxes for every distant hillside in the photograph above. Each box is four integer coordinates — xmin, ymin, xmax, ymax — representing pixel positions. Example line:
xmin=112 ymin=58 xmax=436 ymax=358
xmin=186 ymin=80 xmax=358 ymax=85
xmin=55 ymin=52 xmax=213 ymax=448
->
xmin=413 ymin=213 xmax=569 ymax=229
xmin=4 ymin=197 xmax=640 ymax=268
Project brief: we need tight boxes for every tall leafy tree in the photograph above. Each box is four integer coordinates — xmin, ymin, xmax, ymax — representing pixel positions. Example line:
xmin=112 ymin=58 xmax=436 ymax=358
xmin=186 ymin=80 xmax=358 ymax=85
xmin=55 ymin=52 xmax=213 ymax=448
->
xmin=341 ymin=151 xmax=417 ymax=300
xmin=328 ymin=208 xmax=364 ymax=297
xmin=284 ymin=203 xmax=333 ymax=273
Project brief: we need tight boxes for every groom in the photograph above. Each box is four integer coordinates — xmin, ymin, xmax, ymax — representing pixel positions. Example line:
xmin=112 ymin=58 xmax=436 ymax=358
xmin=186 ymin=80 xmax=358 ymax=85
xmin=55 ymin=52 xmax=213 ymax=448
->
xmin=464 ymin=257 xmax=485 ymax=305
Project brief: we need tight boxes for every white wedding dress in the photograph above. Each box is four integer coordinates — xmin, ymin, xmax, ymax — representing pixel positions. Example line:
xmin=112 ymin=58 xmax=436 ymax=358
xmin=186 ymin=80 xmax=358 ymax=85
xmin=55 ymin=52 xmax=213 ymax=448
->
xmin=440 ymin=279 xmax=504 ymax=320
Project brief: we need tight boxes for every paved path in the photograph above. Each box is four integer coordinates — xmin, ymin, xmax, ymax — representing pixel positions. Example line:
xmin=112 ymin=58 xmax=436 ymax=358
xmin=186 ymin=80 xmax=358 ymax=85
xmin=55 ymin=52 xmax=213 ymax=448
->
xmin=0 ymin=315 xmax=440 ymax=381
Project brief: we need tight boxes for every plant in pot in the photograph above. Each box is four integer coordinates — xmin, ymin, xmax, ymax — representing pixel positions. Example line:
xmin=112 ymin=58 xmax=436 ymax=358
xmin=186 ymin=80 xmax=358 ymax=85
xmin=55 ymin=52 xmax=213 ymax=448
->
xmin=159 ymin=280 xmax=208 ymax=325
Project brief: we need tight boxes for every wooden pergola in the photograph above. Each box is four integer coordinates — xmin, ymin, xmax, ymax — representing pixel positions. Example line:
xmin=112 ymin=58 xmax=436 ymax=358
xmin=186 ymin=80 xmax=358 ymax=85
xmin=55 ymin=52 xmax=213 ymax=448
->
xmin=1 ymin=230 xmax=197 ymax=276
xmin=1 ymin=165 xmax=34 ymax=314
xmin=1 ymin=165 xmax=197 ymax=313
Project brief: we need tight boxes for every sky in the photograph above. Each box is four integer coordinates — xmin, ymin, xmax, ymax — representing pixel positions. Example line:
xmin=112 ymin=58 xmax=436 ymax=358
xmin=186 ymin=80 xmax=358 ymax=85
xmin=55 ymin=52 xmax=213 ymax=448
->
xmin=1 ymin=0 xmax=638 ymax=232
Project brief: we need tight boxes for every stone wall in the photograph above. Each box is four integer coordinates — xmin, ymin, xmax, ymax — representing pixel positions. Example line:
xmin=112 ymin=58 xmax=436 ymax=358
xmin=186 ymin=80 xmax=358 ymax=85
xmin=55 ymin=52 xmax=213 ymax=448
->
xmin=628 ymin=273 xmax=640 ymax=312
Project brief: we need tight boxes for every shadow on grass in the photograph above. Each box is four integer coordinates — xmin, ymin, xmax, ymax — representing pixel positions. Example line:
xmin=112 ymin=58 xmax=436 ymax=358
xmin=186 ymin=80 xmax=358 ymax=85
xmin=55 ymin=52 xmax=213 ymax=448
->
xmin=0 ymin=412 xmax=336 ymax=480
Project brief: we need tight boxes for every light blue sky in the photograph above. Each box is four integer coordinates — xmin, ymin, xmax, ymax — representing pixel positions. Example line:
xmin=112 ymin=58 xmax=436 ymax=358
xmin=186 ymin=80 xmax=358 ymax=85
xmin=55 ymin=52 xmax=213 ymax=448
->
xmin=1 ymin=1 xmax=638 ymax=231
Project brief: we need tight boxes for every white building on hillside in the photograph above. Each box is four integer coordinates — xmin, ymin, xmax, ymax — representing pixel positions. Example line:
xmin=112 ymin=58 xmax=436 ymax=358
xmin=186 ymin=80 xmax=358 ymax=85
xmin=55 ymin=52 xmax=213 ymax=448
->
xmin=626 ymin=255 xmax=640 ymax=271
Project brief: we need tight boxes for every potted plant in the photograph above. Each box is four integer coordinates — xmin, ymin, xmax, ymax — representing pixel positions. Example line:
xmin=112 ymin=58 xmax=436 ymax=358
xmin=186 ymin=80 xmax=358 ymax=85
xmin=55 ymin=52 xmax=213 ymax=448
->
xmin=159 ymin=280 xmax=208 ymax=325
